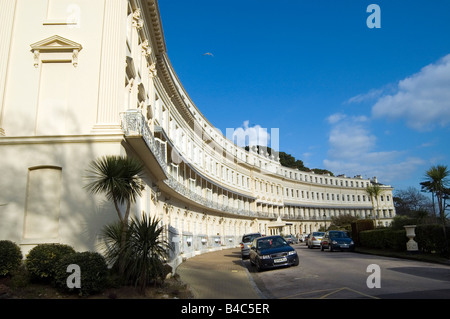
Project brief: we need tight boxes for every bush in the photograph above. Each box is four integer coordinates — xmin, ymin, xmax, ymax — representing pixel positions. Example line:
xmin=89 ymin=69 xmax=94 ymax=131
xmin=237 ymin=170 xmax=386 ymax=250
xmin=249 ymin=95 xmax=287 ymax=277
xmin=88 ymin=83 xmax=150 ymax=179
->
xmin=359 ymin=229 xmax=389 ymax=249
xmin=360 ymin=224 xmax=450 ymax=255
xmin=415 ymin=224 xmax=450 ymax=256
xmin=351 ymin=219 xmax=374 ymax=245
xmin=360 ymin=228 xmax=407 ymax=251
xmin=0 ymin=240 xmax=23 ymax=276
xmin=390 ymin=215 xmax=418 ymax=230
xmin=25 ymin=243 xmax=76 ymax=282
xmin=384 ymin=230 xmax=407 ymax=251
xmin=54 ymin=251 xmax=108 ymax=296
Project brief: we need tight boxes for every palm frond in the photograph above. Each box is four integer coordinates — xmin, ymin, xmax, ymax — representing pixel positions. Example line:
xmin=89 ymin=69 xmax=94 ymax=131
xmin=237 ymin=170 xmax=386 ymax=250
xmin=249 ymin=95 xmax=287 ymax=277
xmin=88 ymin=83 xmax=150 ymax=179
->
xmin=84 ymin=155 xmax=145 ymax=206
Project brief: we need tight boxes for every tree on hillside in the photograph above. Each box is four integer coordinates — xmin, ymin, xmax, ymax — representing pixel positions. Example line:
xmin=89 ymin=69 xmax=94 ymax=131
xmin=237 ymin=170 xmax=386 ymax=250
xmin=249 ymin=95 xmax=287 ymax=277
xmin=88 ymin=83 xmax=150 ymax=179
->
xmin=244 ymin=146 xmax=334 ymax=175
xmin=278 ymin=151 xmax=308 ymax=171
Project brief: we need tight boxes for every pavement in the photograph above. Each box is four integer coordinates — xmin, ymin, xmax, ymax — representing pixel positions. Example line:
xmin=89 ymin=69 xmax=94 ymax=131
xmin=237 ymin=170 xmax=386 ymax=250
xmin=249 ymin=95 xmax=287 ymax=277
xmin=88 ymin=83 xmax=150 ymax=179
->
xmin=175 ymin=247 xmax=264 ymax=299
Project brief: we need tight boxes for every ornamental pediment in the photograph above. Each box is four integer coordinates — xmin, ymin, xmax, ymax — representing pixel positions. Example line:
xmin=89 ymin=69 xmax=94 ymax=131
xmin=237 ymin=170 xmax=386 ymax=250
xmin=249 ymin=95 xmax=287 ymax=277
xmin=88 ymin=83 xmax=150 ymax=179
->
xmin=30 ymin=35 xmax=82 ymax=67
xmin=30 ymin=35 xmax=82 ymax=52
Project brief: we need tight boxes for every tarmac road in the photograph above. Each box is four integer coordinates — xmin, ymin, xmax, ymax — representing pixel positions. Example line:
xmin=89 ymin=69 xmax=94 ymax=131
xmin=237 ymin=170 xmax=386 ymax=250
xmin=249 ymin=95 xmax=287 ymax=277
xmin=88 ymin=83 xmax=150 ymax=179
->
xmin=244 ymin=244 xmax=450 ymax=299
xmin=176 ymin=244 xmax=450 ymax=299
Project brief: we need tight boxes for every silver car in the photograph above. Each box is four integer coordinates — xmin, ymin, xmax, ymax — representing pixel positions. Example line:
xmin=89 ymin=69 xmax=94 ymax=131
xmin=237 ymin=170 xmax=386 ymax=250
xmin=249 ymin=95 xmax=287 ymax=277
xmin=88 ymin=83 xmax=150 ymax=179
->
xmin=307 ymin=231 xmax=325 ymax=249
xmin=240 ymin=232 xmax=262 ymax=259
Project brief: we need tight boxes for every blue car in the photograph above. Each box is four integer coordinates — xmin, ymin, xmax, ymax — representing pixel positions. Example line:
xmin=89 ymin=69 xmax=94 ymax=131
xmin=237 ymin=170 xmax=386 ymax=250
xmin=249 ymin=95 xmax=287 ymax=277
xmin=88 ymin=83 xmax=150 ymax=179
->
xmin=320 ymin=230 xmax=355 ymax=252
xmin=249 ymin=235 xmax=299 ymax=271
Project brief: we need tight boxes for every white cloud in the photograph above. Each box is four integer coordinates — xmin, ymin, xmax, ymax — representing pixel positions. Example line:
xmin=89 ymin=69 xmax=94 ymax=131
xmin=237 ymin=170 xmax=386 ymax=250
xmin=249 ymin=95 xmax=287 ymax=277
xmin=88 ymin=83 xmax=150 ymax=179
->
xmin=326 ymin=113 xmax=347 ymax=124
xmin=371 ymin=54 xmax=450 ymax=131
xmin=323 ymin=113 xmax=425 ymax=184
xmin=228 ymin=120 xmax=271 ymax=147
xmin=346 ymin=88 xmax=384 ymax=104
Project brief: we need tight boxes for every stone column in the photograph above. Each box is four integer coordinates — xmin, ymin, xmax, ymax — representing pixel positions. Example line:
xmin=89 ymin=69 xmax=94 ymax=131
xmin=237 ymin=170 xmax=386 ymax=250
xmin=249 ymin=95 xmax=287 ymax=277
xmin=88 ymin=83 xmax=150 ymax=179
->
xmin=0 ymin=0 xmax=17 ymax=136
xmin=93 ymin=0 xmax=127 ymax=133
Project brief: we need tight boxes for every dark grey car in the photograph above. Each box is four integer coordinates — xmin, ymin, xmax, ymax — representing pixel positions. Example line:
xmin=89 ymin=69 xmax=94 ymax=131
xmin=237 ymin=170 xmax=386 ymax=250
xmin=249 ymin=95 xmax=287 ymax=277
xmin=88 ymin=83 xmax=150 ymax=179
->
xmin=249 ymin=235 xmax=299 ymax=271
xmin=240 ymin=232 xmax=262 ymax=259
xmin=320 ymin=230 xmax=355 ymax=252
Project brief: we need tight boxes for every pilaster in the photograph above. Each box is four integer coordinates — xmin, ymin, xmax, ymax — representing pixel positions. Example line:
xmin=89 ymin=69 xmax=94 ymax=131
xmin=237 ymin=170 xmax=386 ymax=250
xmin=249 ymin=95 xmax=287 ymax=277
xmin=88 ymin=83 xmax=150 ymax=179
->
xmin=0 ymin=0 xmax=17 ymax=136
xmin=93 ymin=0 xmax=127 ymax=133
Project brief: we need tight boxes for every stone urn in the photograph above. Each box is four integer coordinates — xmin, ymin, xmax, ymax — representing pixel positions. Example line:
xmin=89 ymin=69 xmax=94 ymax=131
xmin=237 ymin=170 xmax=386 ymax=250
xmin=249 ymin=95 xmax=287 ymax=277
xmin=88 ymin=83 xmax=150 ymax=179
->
xmin=404 ymin=225 xmax=419 ymax=252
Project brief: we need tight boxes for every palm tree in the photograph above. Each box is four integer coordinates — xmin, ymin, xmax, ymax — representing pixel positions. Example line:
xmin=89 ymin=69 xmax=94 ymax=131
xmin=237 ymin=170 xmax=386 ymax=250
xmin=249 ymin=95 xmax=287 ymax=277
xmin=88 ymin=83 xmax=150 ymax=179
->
xmin=84 ymin=155 xmax=145 ymax=272
xmin=365 ymin=183 xmax=383 ymax=227
xmin=99 ymin=214 xmax=171 ymax=294
xmin=421 ymin=165 xmax=450 ymax=231
xmin=126 ymin=214 xmax=171 ymax=293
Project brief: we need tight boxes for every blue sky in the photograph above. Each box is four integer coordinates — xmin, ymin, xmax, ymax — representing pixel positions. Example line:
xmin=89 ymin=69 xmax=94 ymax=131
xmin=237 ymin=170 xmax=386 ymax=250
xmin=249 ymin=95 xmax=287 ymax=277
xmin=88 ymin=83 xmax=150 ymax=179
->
xmin=157 ymin=0 xmax=450 ymax=192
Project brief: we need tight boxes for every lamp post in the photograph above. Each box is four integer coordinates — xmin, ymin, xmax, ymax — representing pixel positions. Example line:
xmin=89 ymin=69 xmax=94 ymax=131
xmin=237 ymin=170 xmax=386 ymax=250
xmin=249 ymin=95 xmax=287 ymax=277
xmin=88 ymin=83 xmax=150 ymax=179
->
xmin=323 ymin=213 xmax=327 ymax=231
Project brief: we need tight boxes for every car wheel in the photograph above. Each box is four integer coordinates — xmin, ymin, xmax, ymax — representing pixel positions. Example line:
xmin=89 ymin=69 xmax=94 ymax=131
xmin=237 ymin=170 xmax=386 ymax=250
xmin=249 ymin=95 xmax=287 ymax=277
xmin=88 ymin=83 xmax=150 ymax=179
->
xmin=256 ymin=260 xmax=262 ymax=272
xmin=293 ymin=258 xmax=299 ymax=266
xmin=321 ymin=245 xmax=324 ymax=251
xmin=329 ymin=245 xmax=333 ymax=252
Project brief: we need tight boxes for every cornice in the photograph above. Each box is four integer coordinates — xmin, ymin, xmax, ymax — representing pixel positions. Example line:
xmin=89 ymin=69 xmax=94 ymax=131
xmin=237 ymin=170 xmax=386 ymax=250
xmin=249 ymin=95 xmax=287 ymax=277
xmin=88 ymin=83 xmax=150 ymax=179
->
xmin=141 ymin=0 xmax=166 ymax=56
xmin=0 ymin=134 xmax=124 ymax=145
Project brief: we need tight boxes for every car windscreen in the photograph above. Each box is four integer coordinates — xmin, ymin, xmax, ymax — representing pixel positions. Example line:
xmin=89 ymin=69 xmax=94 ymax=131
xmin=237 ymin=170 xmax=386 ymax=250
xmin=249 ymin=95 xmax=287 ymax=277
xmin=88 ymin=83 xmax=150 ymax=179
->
xmin=243 ymin=234 xmax=260 ymax=242
xmin=312 ymin=232 xmax=325 ymax=236
xmin=257 ymin=237 xmax=288 ymax=249
xmin=329 ymin=232 xmax=349 ymax=238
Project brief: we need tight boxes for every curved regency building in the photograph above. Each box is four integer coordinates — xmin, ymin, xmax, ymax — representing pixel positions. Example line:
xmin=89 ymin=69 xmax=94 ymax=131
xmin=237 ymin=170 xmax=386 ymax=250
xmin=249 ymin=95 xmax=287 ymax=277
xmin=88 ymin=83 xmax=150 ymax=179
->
xmin=0 ymin=0 xmax=395 ymax=269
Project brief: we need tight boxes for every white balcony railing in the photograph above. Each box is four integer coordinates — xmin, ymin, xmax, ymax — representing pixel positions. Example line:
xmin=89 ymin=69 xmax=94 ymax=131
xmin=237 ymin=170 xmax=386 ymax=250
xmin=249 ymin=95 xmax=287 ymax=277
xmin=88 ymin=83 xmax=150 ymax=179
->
xmin=120 ymin=109 xmax=167 ymax=172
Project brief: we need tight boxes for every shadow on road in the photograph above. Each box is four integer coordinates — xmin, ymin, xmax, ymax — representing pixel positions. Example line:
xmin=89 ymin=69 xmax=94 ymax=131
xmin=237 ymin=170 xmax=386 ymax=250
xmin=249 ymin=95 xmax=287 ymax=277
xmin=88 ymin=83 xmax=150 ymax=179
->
xmin=388 ymin=267 xmax=450 ymax=281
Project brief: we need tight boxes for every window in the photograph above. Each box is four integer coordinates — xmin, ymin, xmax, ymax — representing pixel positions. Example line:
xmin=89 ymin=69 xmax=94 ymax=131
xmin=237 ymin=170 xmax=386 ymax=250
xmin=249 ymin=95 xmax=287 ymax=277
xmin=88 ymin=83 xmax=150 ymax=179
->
xmin=189 ymin=178 xmax=196 ymax=192
xmin=170 ymin=164 xmax=178 ymax=181
xmin=24 ymin=166 xmax=62 ymax=239
xmin=206 ymin=188 xmax=212 ymax=201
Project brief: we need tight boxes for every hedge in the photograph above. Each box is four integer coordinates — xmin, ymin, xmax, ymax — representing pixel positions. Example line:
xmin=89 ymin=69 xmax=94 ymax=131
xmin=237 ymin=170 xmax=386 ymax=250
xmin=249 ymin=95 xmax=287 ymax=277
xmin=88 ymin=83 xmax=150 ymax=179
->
xmin=351 ymin=219 xmax=375 ymax=245
xmin=359 ymin=229 xmax=391 ymax=249
xmin=359 ymin=224 xmax=450 ymax=256
xmin=415 ymin=224 xmax=450 ymax=256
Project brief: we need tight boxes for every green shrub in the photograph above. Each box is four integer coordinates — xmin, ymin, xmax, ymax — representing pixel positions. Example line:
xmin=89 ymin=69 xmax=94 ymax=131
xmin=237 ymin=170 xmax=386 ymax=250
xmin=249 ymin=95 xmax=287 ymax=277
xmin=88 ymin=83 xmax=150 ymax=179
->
xmin=360 ymin=224 xmax=450 ymax=255
xmin=54 ymin=251 xmax=108 ymax=296
xmin=0 ymin=240 xmax=23 ymax=276
xmin=384 ymin=230 xmax=407 ymax=251
xmin=351 ymin=219 xmax=375 ymax=245
xmin=359 ymin=228 xmax=389 ymax=249
xmin=415 ymin=224 xmax=450 ymax=256
xmin=390 ymin=215 xmax=418 ymax=230
xmin=25 ymin=243 xmax=76 ymax=282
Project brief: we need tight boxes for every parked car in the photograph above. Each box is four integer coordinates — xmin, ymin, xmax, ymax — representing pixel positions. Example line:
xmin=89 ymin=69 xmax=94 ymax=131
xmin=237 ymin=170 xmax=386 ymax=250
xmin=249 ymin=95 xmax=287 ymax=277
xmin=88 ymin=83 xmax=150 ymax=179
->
xmin=304 ymin=234 xmax=310 ymax=246
xmin=284 ymin=234 xmax=298 ymax=245
xmin=307 ymin=232 xmax=325 ymax=249
xmin=320 ymin=230 xmax=355 ymax=252
xmin=299 ymin=234 xmax=307 ymax=243
xmin=249 ymin=235 xmax=299 ymax=271
xmin=240 ymin=232 xmax=262 ymax=259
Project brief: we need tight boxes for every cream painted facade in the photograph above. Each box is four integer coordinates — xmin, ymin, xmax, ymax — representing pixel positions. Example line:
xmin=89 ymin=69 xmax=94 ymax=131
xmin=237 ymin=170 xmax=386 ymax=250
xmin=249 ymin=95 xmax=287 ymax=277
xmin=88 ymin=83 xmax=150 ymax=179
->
xmin=0 ymin=0 xmax=395 ymax=269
